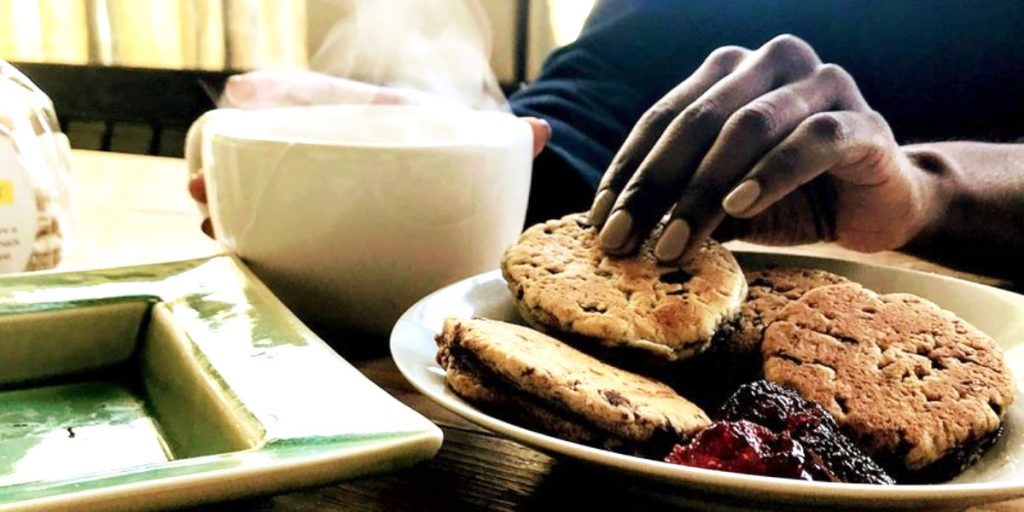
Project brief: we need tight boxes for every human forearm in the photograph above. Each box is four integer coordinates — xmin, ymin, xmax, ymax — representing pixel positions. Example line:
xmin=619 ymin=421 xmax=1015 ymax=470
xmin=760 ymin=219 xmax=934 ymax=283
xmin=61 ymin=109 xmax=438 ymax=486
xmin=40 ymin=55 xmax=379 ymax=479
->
xmin=903 ymin=142 xmax=1024 ymax=278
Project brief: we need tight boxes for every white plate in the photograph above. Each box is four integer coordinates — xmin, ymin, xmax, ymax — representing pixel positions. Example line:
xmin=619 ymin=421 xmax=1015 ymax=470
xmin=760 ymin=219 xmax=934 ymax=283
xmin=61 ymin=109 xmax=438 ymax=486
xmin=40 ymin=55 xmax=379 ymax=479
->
xmin=390 ymin=252 xmax=1024 ymax=511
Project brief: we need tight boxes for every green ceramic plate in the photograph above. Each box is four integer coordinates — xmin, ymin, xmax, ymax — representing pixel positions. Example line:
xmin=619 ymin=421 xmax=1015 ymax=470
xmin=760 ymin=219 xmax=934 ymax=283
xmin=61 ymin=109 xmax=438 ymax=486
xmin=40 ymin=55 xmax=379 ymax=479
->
xmin=0 ymin=256 xmax=442 ymax=511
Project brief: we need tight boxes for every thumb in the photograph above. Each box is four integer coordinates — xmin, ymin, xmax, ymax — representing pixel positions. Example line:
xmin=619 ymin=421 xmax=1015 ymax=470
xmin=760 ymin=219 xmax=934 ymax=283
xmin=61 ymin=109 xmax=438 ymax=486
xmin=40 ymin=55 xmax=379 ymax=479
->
xmin=521 ymin=117 xmax=551 ymax=157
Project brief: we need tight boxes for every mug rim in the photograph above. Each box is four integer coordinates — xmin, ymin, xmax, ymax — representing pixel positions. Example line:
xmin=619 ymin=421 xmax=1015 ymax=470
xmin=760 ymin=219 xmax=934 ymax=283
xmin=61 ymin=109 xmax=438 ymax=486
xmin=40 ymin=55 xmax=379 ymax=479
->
xmin=203 ymin=104 xmax=529 ymax=151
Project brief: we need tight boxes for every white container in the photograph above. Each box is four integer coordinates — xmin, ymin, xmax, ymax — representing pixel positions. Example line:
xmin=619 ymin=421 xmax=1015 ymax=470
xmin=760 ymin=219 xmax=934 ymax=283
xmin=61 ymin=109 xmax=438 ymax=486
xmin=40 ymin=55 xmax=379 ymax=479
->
xmin=191 ymin=104 xmax=532 ymax=336
xmin=0 ymin=60 xmax=73 ymax=274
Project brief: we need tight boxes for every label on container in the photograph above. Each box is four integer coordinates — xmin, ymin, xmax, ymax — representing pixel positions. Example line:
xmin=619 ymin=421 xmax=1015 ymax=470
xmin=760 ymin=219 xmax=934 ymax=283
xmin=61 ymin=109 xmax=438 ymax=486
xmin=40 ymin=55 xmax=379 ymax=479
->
xmin=0 ymin=137 xmax=35 ymax=273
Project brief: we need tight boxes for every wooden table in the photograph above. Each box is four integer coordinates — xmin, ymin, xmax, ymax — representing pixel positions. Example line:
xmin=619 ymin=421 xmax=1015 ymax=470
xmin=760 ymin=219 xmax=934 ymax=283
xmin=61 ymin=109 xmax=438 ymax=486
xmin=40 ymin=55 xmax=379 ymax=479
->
xmin=63 ymin=149 xmax=1021 ymax=511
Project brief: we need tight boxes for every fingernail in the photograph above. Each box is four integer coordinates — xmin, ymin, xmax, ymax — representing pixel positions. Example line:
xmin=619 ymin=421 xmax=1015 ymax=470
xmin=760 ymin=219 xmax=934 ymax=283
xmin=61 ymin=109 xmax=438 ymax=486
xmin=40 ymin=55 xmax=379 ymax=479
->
xmin=589 ymin=189 xmax=616 ymax=226
xmin=188 ymin=173 xmax=207 ymax=203
xmin=722 ymin=180 xmax=761 ymax=216
xmin=224 ymin=75 xmax=254 ymax=106
xmin=536 ymin=117 xmax=552 ymax=139
xmin=201 ymin=218 xmax=214 ymax=239
xmin=654 ymin=218 xmax=691 ymax=263
xmin=538 ymin=120 xmax=552 ymax=156
xmin=523 ymin=117 xmax=551 ymax=157
xmin=617 ymin=235 xmax=639 ymax=255
xmin=600 ymin=209 xmax=633 ymax=250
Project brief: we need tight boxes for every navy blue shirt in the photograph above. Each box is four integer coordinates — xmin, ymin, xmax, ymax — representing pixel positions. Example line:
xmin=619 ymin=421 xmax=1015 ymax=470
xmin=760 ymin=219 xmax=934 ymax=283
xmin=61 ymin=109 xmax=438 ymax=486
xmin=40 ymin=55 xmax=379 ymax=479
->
xmin=510 ymin=0 xmax=1024 ymax=224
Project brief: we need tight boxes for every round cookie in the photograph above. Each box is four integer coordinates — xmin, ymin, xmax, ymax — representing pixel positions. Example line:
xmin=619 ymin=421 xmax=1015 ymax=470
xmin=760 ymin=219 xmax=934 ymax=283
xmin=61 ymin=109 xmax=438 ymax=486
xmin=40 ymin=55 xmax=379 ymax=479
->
xmin=435 ymin=317 xmax=710 ymax=451
xmin=501 ymin=213 xmax=746 ymax=362
xmin=728 ymin=267 xmax=849 ymax=355
xmin=762 ymin=283 xmax=1015 ymax=480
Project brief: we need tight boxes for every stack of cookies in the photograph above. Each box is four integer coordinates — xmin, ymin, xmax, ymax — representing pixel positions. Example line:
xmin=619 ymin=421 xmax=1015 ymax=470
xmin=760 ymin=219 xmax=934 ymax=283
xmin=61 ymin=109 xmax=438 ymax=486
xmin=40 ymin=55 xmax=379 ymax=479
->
xmin=434 ymin=213 xmax=1015 ymax=484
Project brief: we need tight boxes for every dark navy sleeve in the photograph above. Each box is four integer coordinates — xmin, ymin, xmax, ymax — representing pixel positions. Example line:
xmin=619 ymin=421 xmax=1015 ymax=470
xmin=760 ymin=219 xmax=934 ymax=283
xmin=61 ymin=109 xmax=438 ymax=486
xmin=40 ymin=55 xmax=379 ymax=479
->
xmin=510 ymin=1 xmax=702 ymax=224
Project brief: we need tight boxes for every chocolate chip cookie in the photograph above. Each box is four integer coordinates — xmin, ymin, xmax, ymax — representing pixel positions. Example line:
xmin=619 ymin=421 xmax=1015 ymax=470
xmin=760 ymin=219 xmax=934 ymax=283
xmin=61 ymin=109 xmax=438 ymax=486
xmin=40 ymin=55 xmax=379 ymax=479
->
xmin=728 ymin=267 xmax=849 ymax=356
xmin=436 ymin=317 xmax=711 ymax=454
xmin=762 ymin=283 xmax=1015 ymax=481
xmin=501 ymin=213 xmax=746 ymax=362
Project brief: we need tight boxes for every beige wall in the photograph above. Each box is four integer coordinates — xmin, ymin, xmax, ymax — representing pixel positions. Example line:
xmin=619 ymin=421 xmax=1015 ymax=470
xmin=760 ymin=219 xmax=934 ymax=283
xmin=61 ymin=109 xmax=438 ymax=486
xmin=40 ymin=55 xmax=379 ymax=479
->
xmin=305 ymin=0 xmax=567 ymax=84
xmin=1 ymin=0 xmax=590 ymax=82
xmin=478 ymin=0 xmax=517 ymax=83
xmin=0 ymin=0 xmax=89 ymax=64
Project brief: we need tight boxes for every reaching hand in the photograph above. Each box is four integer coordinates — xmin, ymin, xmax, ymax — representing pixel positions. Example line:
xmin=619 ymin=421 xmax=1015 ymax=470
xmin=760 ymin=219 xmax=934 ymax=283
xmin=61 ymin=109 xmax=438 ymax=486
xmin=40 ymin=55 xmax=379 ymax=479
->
xmin=588 ymin=35 xmax=938 ymax=263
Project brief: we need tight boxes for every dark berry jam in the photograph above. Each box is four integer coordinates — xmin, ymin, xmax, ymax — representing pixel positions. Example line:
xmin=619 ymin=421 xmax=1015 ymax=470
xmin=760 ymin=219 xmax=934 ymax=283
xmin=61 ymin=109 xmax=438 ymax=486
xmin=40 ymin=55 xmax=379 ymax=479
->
xmin=665 ymin=420 xmax=836 ymax=481
xmin=715 ymin=380 xmax=894 ymax=485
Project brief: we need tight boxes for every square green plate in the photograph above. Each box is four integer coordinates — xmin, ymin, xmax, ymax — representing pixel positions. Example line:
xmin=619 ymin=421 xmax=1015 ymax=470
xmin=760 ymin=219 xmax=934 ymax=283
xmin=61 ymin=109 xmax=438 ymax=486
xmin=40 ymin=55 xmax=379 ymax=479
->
xmin=0 ymin=256 xmax=442 ymax=511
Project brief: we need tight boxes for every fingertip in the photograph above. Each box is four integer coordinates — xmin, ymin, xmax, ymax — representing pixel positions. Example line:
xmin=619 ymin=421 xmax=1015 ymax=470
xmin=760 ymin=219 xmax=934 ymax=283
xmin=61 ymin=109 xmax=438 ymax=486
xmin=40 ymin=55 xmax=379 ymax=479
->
xmin=588 ymin=189 xmax=616 ymax=227
xmin=522 ymin=117 xmax=551 ymax=157
xmin=599 ymin=209 xmax=634 ymax=252
xmin=602 ymin=233 xmax=639 ymax=257
xmin=200 ymin=218 xmax=215 ymax=239
xmin=618 ymin=236 xmax=640 ymax=256
xmin=721 ymin=180 xmax=762 ymax=218
xmin=371 ymin=85 xmax=417 ymax=105
xmin=223 ymin=75 xmax=254 ymax=107
xmin=188 ymin=172 xmax=207 ymax=204
xmin=654 ymin=218 xmax=691 ymax=263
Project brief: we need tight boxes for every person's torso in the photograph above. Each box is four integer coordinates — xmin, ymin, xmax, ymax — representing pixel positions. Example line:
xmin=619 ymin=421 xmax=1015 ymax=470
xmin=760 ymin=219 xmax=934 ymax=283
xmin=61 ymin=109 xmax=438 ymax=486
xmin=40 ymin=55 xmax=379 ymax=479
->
xmin=603 ymin=0 xmax=1024 ymax=142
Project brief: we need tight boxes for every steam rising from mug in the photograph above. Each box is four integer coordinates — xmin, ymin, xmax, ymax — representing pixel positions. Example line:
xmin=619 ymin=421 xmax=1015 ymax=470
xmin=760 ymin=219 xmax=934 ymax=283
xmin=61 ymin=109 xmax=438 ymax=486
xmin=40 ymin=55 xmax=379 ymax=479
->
xmin=221 ymin=0 xmax=509 ymax=112
xmin=313 ymin=0 xmax=507 ymax=111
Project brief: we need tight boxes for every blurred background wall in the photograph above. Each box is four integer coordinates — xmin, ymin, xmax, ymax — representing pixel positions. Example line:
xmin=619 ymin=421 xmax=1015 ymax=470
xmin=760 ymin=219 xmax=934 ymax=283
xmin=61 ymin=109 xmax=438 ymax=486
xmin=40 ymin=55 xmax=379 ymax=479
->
xmin=0 ymin=0 xmax=595 ymax=156
xmin=0 ymin=0 xmax=596 ymax=83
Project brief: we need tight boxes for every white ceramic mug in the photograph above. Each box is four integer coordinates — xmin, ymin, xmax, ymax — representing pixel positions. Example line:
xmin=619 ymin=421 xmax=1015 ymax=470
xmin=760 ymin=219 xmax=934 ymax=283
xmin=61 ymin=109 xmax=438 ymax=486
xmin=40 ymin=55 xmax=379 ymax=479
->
xmin=188 ymin=105 xmax=532 ymax=336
